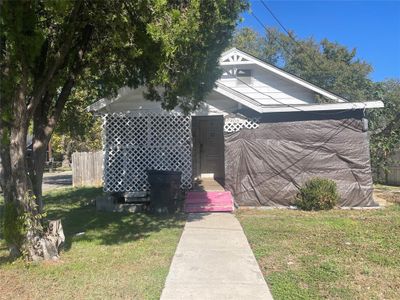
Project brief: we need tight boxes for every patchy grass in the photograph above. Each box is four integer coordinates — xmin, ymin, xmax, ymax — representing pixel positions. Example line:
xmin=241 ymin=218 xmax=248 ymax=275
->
xmin=0 ymin=187 xmax=185 ymax=300
xmin=374 ymin=184 xmax=400 ymax=192
xmin=237 ymin=206 xmax=400 ymax=300
xmin=374 ymin=184 xmax=400 ymax=204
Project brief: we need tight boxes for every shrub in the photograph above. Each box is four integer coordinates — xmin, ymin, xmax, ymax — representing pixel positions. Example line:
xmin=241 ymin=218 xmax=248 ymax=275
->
xmin=295 ymin=177 xmax=339 ymax=211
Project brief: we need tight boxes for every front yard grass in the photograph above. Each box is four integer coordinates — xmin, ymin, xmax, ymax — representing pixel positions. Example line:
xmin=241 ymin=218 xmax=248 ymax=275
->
xmin=0 ymin=187 xmax=185 ymax=300
xmin=237 ymin=205 xmax=400 ymax=299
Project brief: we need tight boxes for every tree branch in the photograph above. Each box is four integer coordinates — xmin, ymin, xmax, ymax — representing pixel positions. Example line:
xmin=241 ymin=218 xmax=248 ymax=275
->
xmin=27 ymin=0 xmax=84 ymax=120
xmin=373 ymin=112 xmax=400 ymax=137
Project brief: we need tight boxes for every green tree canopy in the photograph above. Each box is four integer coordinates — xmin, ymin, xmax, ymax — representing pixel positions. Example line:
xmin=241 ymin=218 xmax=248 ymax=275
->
xmin=368 ymin=79 xmax=400 ymax=173
xmin=0 ymin=0 xmax=247 ymax=260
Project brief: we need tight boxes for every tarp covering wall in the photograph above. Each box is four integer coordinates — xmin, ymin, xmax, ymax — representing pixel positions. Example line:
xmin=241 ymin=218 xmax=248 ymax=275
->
xmin=224 ymin=115 xmax=377 ymax=207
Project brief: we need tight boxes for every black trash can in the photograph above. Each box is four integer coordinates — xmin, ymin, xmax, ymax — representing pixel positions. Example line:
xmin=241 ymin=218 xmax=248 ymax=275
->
xmin=147 ymin=170 xmax=182 ymax=214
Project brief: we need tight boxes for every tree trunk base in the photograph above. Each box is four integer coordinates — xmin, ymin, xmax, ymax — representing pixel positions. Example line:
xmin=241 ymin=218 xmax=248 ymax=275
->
xmin=9 ymin=245 xmax=21 ymax=258
xmin=28 ymin=220 xmax=65 ymax=262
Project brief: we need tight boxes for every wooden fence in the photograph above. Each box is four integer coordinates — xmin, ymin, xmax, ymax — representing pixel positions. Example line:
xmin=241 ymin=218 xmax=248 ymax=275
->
xmin=385 ymin=150 xmax=400 ymax=186
xmin=374 ymin=150 xmax=400 ymax=186
xmin=72 ymin=151 xmax=103 ymax=187
xmin=386 ymin=166 xmax=400 ymax=185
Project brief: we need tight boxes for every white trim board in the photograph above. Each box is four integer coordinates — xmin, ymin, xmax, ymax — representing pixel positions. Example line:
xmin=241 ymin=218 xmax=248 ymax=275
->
xmin=213 ymin=82 xmax=383 ymax=113
xmin=258 ymin=101 xmax=383 ymax=113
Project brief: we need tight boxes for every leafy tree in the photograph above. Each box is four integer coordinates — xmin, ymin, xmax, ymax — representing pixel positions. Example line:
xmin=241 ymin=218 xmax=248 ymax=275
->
xmin=368 ymin=79 xmax=400 ymax=178
xmin=0 ymin=0 xmax=247 ymax=259
xmin=51 ymin=85 xmax=103 ymax=165
xmin=51 ymin=119 xmax=103 ymax=165
xmin=231 ymin=27 xmax=279 ymax=64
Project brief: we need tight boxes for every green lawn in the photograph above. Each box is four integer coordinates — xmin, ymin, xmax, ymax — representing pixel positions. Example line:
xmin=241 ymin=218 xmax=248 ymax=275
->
xmin=0 ymin=187 xmax=185 ymax=300
xmin=237 ymin=205 xmax=400 ymax=300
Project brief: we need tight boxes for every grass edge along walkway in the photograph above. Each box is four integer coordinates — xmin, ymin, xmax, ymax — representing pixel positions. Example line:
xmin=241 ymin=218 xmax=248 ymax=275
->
xmin=237 ymin=205 xmax=400 ymax=300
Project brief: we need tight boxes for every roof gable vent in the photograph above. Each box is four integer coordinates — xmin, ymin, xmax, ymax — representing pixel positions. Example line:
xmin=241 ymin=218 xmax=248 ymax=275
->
xmin=222 ymin=54 xmax=250 ymax=63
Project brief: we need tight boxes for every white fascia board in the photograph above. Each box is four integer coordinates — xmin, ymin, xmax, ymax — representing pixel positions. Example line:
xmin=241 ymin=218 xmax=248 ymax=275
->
xmin=259 ymin=101 xmax=384 ymax=113
xmin=220 ymin=48 xmax=347 ymax=103
xmin=214 ymin=82 xmax=383 ymax=114
xmin=213 ymin=84 xmax=263 ymax=113
xmin=86 ymin=90 xmax=127 ymax=112
xmin=191 ymin=103 xmax=228 ymax=116
xmin=87 ymin=86 xmax=165 ymax=113
xmin=86 ymin=98 xmax=110 ymax=112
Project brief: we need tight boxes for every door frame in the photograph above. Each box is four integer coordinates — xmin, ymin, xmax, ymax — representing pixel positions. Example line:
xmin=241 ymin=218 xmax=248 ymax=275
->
xmin=191 ymin=115 xmax=225 ymax=181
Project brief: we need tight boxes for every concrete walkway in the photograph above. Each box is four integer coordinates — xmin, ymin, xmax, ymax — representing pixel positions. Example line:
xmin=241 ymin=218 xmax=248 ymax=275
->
xmin=161 ymin=213 xmax=273 ymax=300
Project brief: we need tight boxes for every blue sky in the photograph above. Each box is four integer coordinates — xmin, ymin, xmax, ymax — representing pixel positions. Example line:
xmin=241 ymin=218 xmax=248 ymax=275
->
xmin=238 ymin=1 xmax=400 ymax=82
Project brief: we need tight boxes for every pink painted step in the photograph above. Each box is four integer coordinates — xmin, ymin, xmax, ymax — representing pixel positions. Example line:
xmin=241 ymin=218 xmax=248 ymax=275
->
xmin=184 ymin=191 xmax=234 ymax=213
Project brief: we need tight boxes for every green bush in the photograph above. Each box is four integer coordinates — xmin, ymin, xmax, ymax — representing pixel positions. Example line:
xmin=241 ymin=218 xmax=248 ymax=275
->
xmin=295 ymin=177 xmax=339 ymax=211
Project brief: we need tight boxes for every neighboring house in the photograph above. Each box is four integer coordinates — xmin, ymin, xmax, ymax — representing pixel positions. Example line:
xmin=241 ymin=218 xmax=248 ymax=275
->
xmin=88 ymin=48 xmax=383 ymax=207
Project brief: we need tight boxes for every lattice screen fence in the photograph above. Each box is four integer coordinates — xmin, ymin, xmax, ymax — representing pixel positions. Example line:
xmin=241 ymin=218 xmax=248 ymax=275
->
xmin=103 ymin=112 xmax=192 ymax=192
xmin=224 ymin=116 xmax=260 ymax=133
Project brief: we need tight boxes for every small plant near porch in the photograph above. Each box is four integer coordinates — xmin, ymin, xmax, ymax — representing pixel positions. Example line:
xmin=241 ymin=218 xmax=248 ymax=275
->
xmin=295 ymin=177 xmax=339 ymax=210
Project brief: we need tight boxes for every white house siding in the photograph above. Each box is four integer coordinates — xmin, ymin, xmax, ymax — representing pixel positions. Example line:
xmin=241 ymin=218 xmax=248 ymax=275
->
xmin=219 ymin=65 xmax=317 ymax=106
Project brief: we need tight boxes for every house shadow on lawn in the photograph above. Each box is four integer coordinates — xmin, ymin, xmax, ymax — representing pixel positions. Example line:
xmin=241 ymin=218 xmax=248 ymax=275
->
xmin=44 ymin=187 xmax=186 ymax=251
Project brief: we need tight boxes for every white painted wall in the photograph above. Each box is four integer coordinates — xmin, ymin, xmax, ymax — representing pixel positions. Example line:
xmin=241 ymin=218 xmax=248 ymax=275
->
xmin=219 ymin=65 xmax=317 ymax=106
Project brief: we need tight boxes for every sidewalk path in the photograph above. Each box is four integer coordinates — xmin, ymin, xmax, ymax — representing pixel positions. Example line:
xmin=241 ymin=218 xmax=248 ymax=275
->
xmin=161 ymin=213 xmax=273 ymax=300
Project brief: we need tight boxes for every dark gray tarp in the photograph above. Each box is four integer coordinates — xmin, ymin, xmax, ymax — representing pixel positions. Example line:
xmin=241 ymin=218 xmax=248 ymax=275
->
xmin=224 ymin=115 xmax=377 ymax=207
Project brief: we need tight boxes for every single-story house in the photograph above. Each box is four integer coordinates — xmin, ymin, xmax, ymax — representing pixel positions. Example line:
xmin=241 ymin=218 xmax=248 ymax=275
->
xmin=88 ymin=48 xmax=383 ymax=208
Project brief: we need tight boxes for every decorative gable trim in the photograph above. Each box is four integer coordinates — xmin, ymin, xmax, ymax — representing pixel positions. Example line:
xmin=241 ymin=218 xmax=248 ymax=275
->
xmin=222 ymin=53 xmax=250 ymax=63
xmin=220 ymin=48 xmax=348 ymax=103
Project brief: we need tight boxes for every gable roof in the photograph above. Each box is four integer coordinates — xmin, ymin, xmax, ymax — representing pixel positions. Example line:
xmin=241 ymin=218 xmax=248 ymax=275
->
xmin=219 ymin=48 xmax=347 ymax=103
xmin=88 ymin=48 xmax=383 ymax=113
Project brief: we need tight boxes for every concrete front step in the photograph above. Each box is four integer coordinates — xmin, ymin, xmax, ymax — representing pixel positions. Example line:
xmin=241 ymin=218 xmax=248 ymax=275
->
xmin=184 ymin=205 xmax=233 ymax=213
xmin=184 ymin=191 xmax=234 ymax=213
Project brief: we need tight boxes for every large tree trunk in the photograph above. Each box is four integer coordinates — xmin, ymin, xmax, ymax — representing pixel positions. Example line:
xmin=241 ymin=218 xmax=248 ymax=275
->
xmin=2 ymin=76 xmax=37 ymax=256
xmin=10 ymin=90 xmax=31 ymax=201
xmin=30 ymin=131 xmax=49 ymax=212
xmin=27 ymin=24 xmax=92 ymax=203
xmin=2 ymin=77 xmax=66 ymax=261
xmin=29 ymin=77 xmax=76 ymax=203
xmin=0 ymin=124 xmax=12 ymax=202
xmin=29 ymin=93 xmax=54 ymax=211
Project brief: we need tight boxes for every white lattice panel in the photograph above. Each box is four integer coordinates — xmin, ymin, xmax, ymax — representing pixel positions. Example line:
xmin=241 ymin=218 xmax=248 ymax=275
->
xmin=103 ymin=112 xmax=192 ymax=192
xmin=224 ymin=116 xmax=260 ymax=133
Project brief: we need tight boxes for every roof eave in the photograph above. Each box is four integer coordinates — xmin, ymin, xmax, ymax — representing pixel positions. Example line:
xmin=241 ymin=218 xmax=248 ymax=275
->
xmin=214 ymin=83 xmax=383 ymax=114
xmin=259 ymin=101 xmax=384 ymax=113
